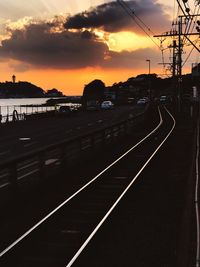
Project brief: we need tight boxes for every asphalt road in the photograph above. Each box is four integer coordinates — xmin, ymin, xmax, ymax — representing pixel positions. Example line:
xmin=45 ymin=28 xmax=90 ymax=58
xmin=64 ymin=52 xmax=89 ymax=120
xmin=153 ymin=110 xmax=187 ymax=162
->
xmin=0 ymin=105 xmax=144 ymax=162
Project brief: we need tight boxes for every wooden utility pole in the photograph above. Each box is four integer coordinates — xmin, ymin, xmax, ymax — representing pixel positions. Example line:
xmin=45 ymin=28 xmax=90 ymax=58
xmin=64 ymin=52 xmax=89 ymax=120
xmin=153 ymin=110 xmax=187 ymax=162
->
xmin=154 ymin=14 xmax=200 ymax=110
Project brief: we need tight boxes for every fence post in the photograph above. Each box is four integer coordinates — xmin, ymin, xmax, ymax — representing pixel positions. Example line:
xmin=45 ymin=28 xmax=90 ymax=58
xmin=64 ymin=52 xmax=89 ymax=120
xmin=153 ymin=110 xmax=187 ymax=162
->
xmin=7 ymin=106 xmax=9 ymax=120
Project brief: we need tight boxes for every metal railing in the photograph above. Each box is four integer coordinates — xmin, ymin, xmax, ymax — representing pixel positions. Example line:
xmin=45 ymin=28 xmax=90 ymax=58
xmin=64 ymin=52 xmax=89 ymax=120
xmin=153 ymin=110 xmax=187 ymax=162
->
xmin=0 ymin=103 xmax=82 ymax=123
xmin=0 ymin=108 xmax=148 ymax=194
xmin=0 ymin=105 xmax=56 ymax=123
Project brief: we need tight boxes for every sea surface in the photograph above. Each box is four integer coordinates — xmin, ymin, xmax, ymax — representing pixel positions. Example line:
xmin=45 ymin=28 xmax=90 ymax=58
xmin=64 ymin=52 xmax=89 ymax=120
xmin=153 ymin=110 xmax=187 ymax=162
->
xmin=0 ymin=98 xmax=81 ymax=121
xmin=0 ymin=98 xmax=57 ymax=118
xmin=0 ymin=98 xmax=50 ymax=106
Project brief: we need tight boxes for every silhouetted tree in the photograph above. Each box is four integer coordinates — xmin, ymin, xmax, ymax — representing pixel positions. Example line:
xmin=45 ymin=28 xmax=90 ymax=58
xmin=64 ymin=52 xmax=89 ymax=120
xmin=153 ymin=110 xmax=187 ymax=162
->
xmin=46 ymin=88 xmax=64 ymax=97
xmin=82 ymin=79 xmax=105 ymax=107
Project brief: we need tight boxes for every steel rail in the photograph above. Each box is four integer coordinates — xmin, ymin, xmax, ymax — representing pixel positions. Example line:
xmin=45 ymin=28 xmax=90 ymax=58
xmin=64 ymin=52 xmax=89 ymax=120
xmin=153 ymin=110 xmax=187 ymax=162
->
xmin=195 ymin=114 xmax=200 ymax=267
xmin=0 ymin=106 xmax=163 ymax=258
xmin=66 ymin=107 xmax=176 ymax=267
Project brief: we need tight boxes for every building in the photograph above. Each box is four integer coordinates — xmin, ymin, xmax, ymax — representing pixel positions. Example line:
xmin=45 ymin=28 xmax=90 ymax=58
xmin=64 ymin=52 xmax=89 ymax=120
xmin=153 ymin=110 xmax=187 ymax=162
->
xmin=12 ymin=75 xmax=16 ymax=83
xmin=192 ymin=63 xmax=200 ymax=77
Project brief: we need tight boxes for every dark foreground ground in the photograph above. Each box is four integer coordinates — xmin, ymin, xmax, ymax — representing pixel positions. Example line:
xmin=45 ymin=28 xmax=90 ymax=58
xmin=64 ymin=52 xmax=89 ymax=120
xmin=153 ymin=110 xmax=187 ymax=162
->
xmin=0 ymin=103 xmax=198 ymax=267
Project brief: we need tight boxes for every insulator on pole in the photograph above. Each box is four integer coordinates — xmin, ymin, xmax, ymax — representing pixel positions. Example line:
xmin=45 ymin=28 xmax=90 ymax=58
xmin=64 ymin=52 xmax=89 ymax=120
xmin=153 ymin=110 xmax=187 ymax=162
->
xmin=196 ymin=26 xmax=200 ymax=32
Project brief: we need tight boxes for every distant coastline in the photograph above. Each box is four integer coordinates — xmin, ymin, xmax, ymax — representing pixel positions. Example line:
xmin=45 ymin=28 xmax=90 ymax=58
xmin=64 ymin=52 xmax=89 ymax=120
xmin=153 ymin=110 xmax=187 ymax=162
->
xmin=0 ymin=81 xmax=65 ymax=98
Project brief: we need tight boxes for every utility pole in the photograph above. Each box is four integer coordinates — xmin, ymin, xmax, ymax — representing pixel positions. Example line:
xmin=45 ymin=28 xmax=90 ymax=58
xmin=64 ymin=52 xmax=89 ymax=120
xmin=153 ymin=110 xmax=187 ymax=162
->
xmin=178 ymin=19 xmax=183 ymax=110
xmin=172 ymin=40 xmax=177 ymax=78
xmin=154 ymin=14 xmax=200 ymax=111
xmin=146 ymin=59 xmax=151 ymax=99
xmin=146 ymin=59 xmax=151 ymax=74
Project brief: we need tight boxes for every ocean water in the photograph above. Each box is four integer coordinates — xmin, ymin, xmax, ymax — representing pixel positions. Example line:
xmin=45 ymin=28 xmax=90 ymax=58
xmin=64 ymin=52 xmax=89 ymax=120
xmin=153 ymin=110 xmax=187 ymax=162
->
xmin=0 ymin=98 xmax=55 ymax=118
xmin=0 ymin=98 xmax=50 ymax=106
xmin=0 ymin=98 xmax=81 ymax=121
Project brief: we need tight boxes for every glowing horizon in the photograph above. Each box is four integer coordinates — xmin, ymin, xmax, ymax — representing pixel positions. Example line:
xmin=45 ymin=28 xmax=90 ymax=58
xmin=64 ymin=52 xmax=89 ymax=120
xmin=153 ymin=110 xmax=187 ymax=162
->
xmin=0 ymin=0 xmax=196 ymax=95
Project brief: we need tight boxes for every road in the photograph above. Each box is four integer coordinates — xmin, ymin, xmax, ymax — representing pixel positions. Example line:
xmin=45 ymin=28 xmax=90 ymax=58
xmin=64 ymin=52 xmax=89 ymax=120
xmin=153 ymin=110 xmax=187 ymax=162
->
xmin=0 ymin=105 xmax=144 ymax=162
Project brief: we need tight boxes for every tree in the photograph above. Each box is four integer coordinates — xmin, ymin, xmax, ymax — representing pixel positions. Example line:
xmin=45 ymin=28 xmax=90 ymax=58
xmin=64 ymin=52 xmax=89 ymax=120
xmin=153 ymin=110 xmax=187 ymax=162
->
xmin=46 ymin=88 xmax=64 ymax=97
xmin=82 ymin=79 xmax=105 ymax=107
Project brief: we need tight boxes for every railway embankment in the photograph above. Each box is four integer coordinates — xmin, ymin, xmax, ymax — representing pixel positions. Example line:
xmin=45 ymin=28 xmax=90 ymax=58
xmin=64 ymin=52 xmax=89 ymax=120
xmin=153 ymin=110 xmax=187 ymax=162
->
xmin=0 ymin=102 xmax=198 ymax=266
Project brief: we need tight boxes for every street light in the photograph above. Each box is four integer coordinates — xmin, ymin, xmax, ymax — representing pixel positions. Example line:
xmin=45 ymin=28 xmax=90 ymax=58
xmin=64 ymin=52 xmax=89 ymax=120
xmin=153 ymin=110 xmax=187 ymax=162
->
xmin=146 ymin=59 xmax=151 ymax=99
xmin=146 ymin=59 xmax=151 ymax=74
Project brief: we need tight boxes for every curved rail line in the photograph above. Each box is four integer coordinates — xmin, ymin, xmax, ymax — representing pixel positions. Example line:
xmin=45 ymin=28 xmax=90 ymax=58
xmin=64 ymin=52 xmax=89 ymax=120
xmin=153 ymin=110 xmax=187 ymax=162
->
xmin=66 ymin=107 xmax=176 ymax=267
xmin=0 ymin=106 xmax=163 ymax=258
xmin=0 ymin=107 xmax=176 ymax=266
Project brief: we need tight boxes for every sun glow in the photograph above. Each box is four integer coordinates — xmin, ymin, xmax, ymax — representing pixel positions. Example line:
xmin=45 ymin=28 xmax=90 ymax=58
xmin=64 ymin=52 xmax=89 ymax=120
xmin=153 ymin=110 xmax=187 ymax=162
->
xmin=93 ymin=29 xmax=155 ymax=52
xmin=106 ymin=31 xmax=154 ymax=52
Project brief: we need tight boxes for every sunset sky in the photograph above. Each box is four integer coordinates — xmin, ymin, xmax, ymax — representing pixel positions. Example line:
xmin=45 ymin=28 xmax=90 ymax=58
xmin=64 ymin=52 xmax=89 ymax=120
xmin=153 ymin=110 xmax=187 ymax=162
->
xmin=0 ymin=0 xmax=198 ymax=95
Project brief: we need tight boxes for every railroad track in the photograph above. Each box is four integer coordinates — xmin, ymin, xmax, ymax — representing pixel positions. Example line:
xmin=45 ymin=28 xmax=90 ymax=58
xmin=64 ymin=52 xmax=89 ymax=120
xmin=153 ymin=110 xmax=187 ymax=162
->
xmin=0 ymin=106 xmax=175 ymax=267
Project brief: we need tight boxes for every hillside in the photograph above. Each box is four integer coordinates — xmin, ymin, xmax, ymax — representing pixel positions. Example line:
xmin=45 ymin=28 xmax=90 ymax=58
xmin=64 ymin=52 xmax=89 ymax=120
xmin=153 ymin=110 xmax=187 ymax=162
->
xmin=0 ymin=82 xmax=44 ymax=98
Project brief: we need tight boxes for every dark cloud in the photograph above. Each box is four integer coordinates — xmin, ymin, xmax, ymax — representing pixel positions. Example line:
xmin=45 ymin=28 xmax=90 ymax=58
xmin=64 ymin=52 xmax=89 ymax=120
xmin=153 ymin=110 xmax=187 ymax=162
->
xmin=0 ymin=22 xmax=109 ymax=69
xmin=64 ymin=0 xmax=170 ymax=33
xmin=81 ymin=30 xmax=93 ymax=39
xmin=0 ymin=18 xmax=161 ymax=71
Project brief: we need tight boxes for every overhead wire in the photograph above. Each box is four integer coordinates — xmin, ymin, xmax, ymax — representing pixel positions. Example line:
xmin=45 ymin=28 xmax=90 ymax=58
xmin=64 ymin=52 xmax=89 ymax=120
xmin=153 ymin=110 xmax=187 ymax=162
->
xmin=181 ymin=1 xmax=200 ymax=67
xmin=117 ymin=0 xmax=161 ymax=49
xmin=118 ymin=0 xmax=200 ymax=76
xmin=182 ymin=38 xmax=199 ymax=66
xmin=172 ymin=0 xmax=200 ymax=73
xmin=166 ymin=1 xmax=200 ymax=75
xmin=190 ymin=5 xmax=200 ymax=34
xmin=176 ymin=0 xmax=187 ymax=16
xmin=182 ymin=2 xmax=199 ymax=46
xmin=117 ymin=0 xmax=170 ymax=76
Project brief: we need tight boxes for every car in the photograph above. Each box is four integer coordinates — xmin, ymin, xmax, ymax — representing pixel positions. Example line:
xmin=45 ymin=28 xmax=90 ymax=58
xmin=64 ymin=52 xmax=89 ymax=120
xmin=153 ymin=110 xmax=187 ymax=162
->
xmin=143 ymin=96 xmax=150 ymax=102
xmin=57 ymin=105 xmax=72 ymax=116
xmin=101 ymin=101 xmax=114 ymax=110
xmin=159 ymin=95 xmax=167 ymax=102
xmin=159 ymin=95 xmax=172 ymax=104
xmin=137 ymin=98 xmax=149 ymax=105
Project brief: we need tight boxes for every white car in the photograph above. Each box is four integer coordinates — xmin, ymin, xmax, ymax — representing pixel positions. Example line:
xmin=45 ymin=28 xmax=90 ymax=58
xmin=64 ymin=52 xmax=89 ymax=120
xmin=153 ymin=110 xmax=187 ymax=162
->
xmin=159 ymin=95 xmax=167 ymax=103
xmin=137 ymin=98 xmax=148 ymax=105
xmin=101 ymin=101 xmax=114 ymax=110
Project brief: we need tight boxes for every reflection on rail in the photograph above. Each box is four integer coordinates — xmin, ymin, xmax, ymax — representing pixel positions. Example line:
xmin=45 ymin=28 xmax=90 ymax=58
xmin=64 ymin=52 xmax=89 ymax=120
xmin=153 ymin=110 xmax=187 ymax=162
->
xmin=0 ymin=107 xmax=176 ymax=267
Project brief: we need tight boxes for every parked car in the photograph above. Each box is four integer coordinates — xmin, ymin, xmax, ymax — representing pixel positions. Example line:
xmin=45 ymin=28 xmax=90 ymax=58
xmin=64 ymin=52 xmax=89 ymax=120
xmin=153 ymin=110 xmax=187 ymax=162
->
xmin=159 ymin=95 xmax=167 ymax=103
xmin=101 ymin=101 xmax=114 ymax=110
xmin=57 ymin=105 xmax=72 ymax=117
xmin=159 ymin=95 xmax=172 ymax=104
xmin=137 ymin=98 xmax=149 ymax=105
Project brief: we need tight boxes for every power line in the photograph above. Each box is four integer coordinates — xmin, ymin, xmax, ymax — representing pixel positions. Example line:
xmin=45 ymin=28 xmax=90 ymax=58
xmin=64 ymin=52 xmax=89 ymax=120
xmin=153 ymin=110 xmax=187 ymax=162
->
xmin=182 ymin=46 xmax=194 ymax=67
xmin=117 ymin=0 xmax=161 ymax=49
xmin=118 ymin=0 xmax=157 ymax=36
xmin=176 ymin=0 xmax=187 ymax=16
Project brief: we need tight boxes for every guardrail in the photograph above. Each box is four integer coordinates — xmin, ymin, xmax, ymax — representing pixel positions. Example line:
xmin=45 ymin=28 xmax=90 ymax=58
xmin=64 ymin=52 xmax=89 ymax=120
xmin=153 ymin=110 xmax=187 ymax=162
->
xmin=0 ymin=107 xmax=148 ymax=196
xmin=0 ymin=103 xmax=81 ymax=123
xmin=0 ymin=105 xmax=56 ymax=123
